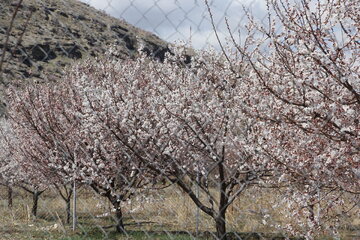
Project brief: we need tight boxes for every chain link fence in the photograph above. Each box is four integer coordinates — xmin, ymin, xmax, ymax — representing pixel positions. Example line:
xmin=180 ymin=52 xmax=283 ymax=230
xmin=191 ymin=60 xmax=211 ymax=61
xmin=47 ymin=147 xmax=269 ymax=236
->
xmin=0 ymin=0 xmax=359 ymax=240
xmin=79 ymin=0 xmax=255 ymax=49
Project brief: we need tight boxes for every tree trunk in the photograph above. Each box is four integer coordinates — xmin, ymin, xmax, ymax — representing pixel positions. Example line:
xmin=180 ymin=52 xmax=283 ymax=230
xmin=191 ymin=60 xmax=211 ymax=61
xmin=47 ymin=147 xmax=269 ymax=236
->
xmin=55 ymin=184 xmax=73 ymax=225
xmin=66 ymin=197 xmax=71 ymax=224
xmin=112 ymin=200 xmax=125 ymax=233
xmin=216 ymin=149 xmax=228 ymax=240
xmin=32 ymin=190 xmax=40 ymax=218
xmin=215 ymin=210 xmax=227 ymax=240
xmin=7 ymin=186 xmax=13 ymax=208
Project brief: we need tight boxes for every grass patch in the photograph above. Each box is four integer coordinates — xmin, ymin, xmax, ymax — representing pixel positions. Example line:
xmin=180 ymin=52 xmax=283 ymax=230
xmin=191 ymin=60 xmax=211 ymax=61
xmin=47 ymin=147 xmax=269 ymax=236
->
xmin=60 ymin=230 xmax=203 ymax=240
xmin=0 ymin=185 xmax=358 ymax=240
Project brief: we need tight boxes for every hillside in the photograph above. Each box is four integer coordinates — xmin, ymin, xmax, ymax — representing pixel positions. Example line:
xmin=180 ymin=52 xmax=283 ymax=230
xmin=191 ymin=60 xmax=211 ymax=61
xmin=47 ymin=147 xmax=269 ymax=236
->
xmin=0 ymin=0 xmax=170 ymax=85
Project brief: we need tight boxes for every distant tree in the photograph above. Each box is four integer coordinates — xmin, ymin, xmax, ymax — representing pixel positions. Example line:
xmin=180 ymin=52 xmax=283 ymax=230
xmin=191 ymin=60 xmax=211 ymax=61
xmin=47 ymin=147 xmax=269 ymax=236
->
xmin=0 ymin=118 xmax=47 ymax=217
xmin=0 ymin=119 xmax=17 ymax=209
xmin=6 ymin=80 xmax=149 ymax=232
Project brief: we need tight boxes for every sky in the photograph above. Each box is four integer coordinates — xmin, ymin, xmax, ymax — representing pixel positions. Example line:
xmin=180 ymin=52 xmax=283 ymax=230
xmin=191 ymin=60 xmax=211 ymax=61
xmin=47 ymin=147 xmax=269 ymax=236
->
xmin=79 ymin=0 xmax=267 ymax=49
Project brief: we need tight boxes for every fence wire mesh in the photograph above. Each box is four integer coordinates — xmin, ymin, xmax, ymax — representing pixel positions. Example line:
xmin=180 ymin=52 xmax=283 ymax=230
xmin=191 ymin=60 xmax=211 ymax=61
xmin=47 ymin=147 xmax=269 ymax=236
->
xmin=0 ymin=0 xmax=359 ymax=240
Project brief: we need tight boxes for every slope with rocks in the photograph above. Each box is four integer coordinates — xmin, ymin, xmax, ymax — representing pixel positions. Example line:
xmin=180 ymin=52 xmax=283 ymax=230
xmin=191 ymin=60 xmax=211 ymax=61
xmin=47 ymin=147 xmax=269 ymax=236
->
xmin=0 ymin=0 xmax=171 ymax=85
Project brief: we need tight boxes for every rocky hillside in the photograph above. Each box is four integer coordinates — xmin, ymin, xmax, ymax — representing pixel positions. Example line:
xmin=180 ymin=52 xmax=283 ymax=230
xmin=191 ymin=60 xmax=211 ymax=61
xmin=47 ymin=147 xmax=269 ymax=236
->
xmin=0 ymin=0 xmax=171 ymax=85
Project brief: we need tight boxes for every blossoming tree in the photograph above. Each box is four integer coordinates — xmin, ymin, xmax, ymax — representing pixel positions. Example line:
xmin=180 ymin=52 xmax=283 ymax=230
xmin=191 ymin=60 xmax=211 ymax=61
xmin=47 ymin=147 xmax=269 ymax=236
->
xmin=212 ymin=0 xmax=360 ymax=237
xmin=0 ymin=117 xmax=47 ymax=217
xmin=6 ymin=81 xmax=149 ymax=231
xmin=53 ymin=47 xmax=278 ymax=239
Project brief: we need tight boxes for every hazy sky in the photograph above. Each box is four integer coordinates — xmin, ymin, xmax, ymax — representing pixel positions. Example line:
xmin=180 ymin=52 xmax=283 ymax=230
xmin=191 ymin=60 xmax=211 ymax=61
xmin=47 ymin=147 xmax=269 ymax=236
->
xmin=79 ymin=0 xmax=267 ymax=49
